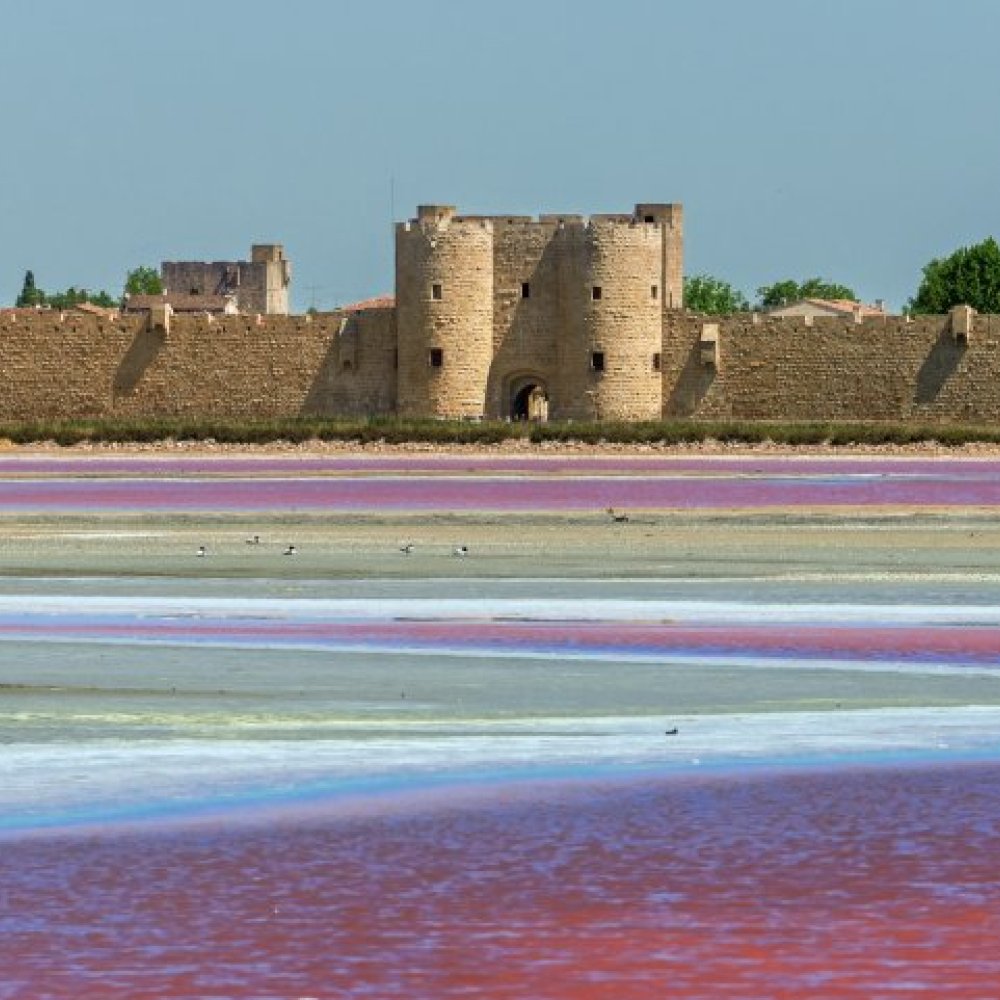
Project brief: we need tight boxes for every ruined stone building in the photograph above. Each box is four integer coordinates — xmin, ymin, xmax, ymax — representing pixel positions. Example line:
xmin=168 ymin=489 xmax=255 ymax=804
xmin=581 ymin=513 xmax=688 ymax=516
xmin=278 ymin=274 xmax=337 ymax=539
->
xmin=395 ymin=203 xmax=683 ymax=421
xmin=160 ymin=244 xmax=291 ymax=315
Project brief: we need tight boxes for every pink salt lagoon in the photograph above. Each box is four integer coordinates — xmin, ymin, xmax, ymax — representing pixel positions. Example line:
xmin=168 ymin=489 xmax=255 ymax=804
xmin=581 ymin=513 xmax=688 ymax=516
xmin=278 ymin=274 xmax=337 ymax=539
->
xmin=1 ymin=453 xmax=1000 ymax=510
xmin=1 ymin=449 xmax=1000 ymax=997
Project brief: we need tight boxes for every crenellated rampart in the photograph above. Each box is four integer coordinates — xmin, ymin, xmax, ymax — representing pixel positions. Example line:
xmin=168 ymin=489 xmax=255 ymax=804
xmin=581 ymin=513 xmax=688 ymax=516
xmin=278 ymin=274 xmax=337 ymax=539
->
xmin=0 ymin=307 xmax=396 ymax=421
xmin=4 ymin=199 xmax=1000 ymax=428
xmin=2 ymin=306 xmax=999 ymax=426
xmin=663 ymin=310 xmax=1000 ymax=423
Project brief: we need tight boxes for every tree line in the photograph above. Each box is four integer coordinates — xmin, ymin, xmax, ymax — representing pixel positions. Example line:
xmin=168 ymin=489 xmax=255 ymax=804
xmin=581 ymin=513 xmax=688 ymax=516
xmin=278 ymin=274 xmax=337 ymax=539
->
xmin=684 ymin=237 xmax=1000 ymax=315
xmin=14 ymin=266 xmax=163 ymax=310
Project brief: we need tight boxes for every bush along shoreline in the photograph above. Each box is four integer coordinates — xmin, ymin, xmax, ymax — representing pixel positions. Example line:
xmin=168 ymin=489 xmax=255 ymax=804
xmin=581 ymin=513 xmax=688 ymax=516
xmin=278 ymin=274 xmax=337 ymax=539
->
xmin=2 ymin=416 xmax=1000 ymax=449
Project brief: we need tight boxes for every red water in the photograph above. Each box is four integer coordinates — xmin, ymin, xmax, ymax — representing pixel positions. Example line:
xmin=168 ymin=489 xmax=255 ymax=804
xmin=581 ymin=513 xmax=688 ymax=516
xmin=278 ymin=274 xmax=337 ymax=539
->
xmin=1 ymin=618 xmax=998 ymax=665
xmin=1 ymin=455 xmax=999 ymax=478
xmin=2 ymin=471 xmax=1000 ymax=510
xmin=3 ymin=762 xmax=999 ymax=999
xmin=1 ymin=454 xmax=1000 ymax=511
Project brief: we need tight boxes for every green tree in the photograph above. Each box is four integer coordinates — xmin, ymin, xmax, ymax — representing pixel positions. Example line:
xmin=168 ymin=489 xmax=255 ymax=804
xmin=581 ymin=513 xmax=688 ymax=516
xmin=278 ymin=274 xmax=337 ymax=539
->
xmin=124 ymin=265 xmax=163 ymax=297
xmin=683 ymin=274 xmax=749 ymax=314
xmin=757 ymin=277 xmax=857 ymax=308
xmin=907 ymin=237 xmax=1000 ymax=315
xmin=14 ymin=271 xmax=118 ymax=310
xmin=15 ymin=270 xmax=45 ymax=307
xmin=46 ymin=287 xmax=119 ymax=310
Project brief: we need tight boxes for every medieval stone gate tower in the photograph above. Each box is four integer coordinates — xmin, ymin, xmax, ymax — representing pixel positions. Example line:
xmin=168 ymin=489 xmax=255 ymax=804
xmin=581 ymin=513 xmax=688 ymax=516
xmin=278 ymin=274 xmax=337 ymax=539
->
xmin=395 ymin=203 xmax=683 ymax=421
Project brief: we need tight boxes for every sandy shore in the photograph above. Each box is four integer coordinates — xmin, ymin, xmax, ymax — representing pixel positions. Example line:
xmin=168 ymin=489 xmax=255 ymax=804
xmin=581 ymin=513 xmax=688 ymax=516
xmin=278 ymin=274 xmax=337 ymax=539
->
xmin=0 ymin=508 xmax=997 ymax=581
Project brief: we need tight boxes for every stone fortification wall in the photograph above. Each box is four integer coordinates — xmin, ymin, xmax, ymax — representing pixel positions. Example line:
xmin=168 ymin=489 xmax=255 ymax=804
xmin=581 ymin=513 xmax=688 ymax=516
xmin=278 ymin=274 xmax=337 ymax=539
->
xmin=663 ymin=311 xmax=1000 ymax=423
xmin=1 ymin=305 xmax=1000 ymax=426
xmin=555 ymin=219 xmax=664 ymax=420
xmin=487 ymin=217 xmax=562 ymax=417
xmin=635 ymin=203 xmax=683 ymax=309
xmin=0 ymin=307 xmax=394 ymax=420
xmin=395 ymin=203 xmax=681 ymax=421
xmin=395 ymin=208 xmax=494 ymax=418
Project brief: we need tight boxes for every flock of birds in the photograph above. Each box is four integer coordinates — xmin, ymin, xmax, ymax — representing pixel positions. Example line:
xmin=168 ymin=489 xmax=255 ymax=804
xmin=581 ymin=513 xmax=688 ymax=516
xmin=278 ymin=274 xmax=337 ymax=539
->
xmin=195 ymin=508 xmax=631 ymax=559
xmin=197 ymin=538 xmax=296 ymax=558
xmin=400 ymin=543 xmax=467 ymax=557
xmin=195 ymin=539 xmax=469 ymax=558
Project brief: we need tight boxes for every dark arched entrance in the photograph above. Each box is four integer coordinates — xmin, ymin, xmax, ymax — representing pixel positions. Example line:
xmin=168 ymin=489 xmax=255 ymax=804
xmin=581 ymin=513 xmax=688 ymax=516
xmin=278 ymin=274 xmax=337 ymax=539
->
xmin=509 ymin=377 xmax=548 ymax=422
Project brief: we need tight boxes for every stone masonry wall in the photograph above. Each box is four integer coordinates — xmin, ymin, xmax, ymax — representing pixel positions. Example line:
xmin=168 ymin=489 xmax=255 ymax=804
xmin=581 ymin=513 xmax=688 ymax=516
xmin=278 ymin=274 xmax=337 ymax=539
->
xmin=663 ymin=312 xmax=1000 ymax=423
xmin=395 ymin=214 xmax=494 ymax=418
xmin=0 ymin=308 xmax=395 ymax=420
xmin=4 ymin=305 xmax=1000 ymax=427
xmin=554 ymin=221 xmax=664 ymax=420
xmin=486 ymin=219 xmax=561 ymax=417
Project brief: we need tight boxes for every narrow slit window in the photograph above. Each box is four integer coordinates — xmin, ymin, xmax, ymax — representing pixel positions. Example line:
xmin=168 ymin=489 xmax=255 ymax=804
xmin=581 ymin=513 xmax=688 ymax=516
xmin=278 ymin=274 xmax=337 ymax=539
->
xmin=651 ymin=285 xmax=659 ymax=300
xmin=591 ymin=351 xmax=605 ymax=372
xmin=429 ymin=347 xmax=443 ymax=368
xmin=431 ymin=283 xmax=443 ymax=300
xmin=652 ymin=352 xmax=662 ymax=371
xmin=521 ymin=282 xmax=530 ymax=299
xmin=592 ymin=286 xmax=602 ymax=301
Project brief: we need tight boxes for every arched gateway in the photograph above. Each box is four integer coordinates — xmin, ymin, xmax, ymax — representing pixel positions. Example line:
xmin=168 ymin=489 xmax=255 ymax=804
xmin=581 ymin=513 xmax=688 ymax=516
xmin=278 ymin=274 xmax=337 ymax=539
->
xmin=507 ymin=375 xmax=549 ymax=422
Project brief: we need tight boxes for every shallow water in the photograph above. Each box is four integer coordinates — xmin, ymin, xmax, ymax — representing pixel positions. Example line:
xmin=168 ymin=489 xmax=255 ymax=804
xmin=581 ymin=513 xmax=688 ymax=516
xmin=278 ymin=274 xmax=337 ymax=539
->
xmin=4 ymin=765 xmax=1000 ymax=999
xmin=2 ymin=456 xmax=1000 ymax=996
xmin=6 ymin=470 xmax=1000 ymax=511
xmin=3 ymin=453 xmax=1000 ymax=512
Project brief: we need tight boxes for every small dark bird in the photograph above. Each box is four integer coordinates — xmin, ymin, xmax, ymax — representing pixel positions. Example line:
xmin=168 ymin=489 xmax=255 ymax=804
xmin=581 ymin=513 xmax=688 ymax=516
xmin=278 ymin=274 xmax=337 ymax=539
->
xmin=606 ymin=507 xmax=630 ymax=523
xmin=400 ymin=542 xmax=414 ymax=555
xmin=453 ymin=545 xmax=469 ymax=557
xmin=283 ymin=545 xmax=297 ymax=556
xmin=664 ymin=727 xmax=679 ymax=736
xmin=246 ymin=535 xmax=260 ymax=545
xmin=196 ymin=545 xmax=207 ymax=558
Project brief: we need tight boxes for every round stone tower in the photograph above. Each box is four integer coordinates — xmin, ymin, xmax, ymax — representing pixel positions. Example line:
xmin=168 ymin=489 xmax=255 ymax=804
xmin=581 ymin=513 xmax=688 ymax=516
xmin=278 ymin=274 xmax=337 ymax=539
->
xmin=556 ymin=216 xmax=664 ymax=420
xmin=395 ymin=206 xmax=494 ymax=418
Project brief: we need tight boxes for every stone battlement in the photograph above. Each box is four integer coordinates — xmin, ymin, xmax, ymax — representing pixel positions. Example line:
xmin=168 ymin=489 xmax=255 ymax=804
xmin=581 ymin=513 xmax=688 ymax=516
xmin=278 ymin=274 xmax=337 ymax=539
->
xmin=1 ymin=300 xmax=996 ymax=426
xmin=403 ymin=203 xmax=682 ymax=234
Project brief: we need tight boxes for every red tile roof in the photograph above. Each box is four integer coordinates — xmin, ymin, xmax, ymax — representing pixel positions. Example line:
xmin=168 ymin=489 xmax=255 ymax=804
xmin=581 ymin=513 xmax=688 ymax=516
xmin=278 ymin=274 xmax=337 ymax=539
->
xmin=340 ymin=294 xmax=395 ymax=313
xmin=799 ymin=298 xmax=887 ymax=317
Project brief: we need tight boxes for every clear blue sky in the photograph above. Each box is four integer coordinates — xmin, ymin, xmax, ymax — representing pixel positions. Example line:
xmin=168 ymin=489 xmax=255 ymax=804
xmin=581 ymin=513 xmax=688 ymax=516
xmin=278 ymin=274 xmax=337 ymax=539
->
xmin=2 ymin=0 xmax=998 ymax=312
